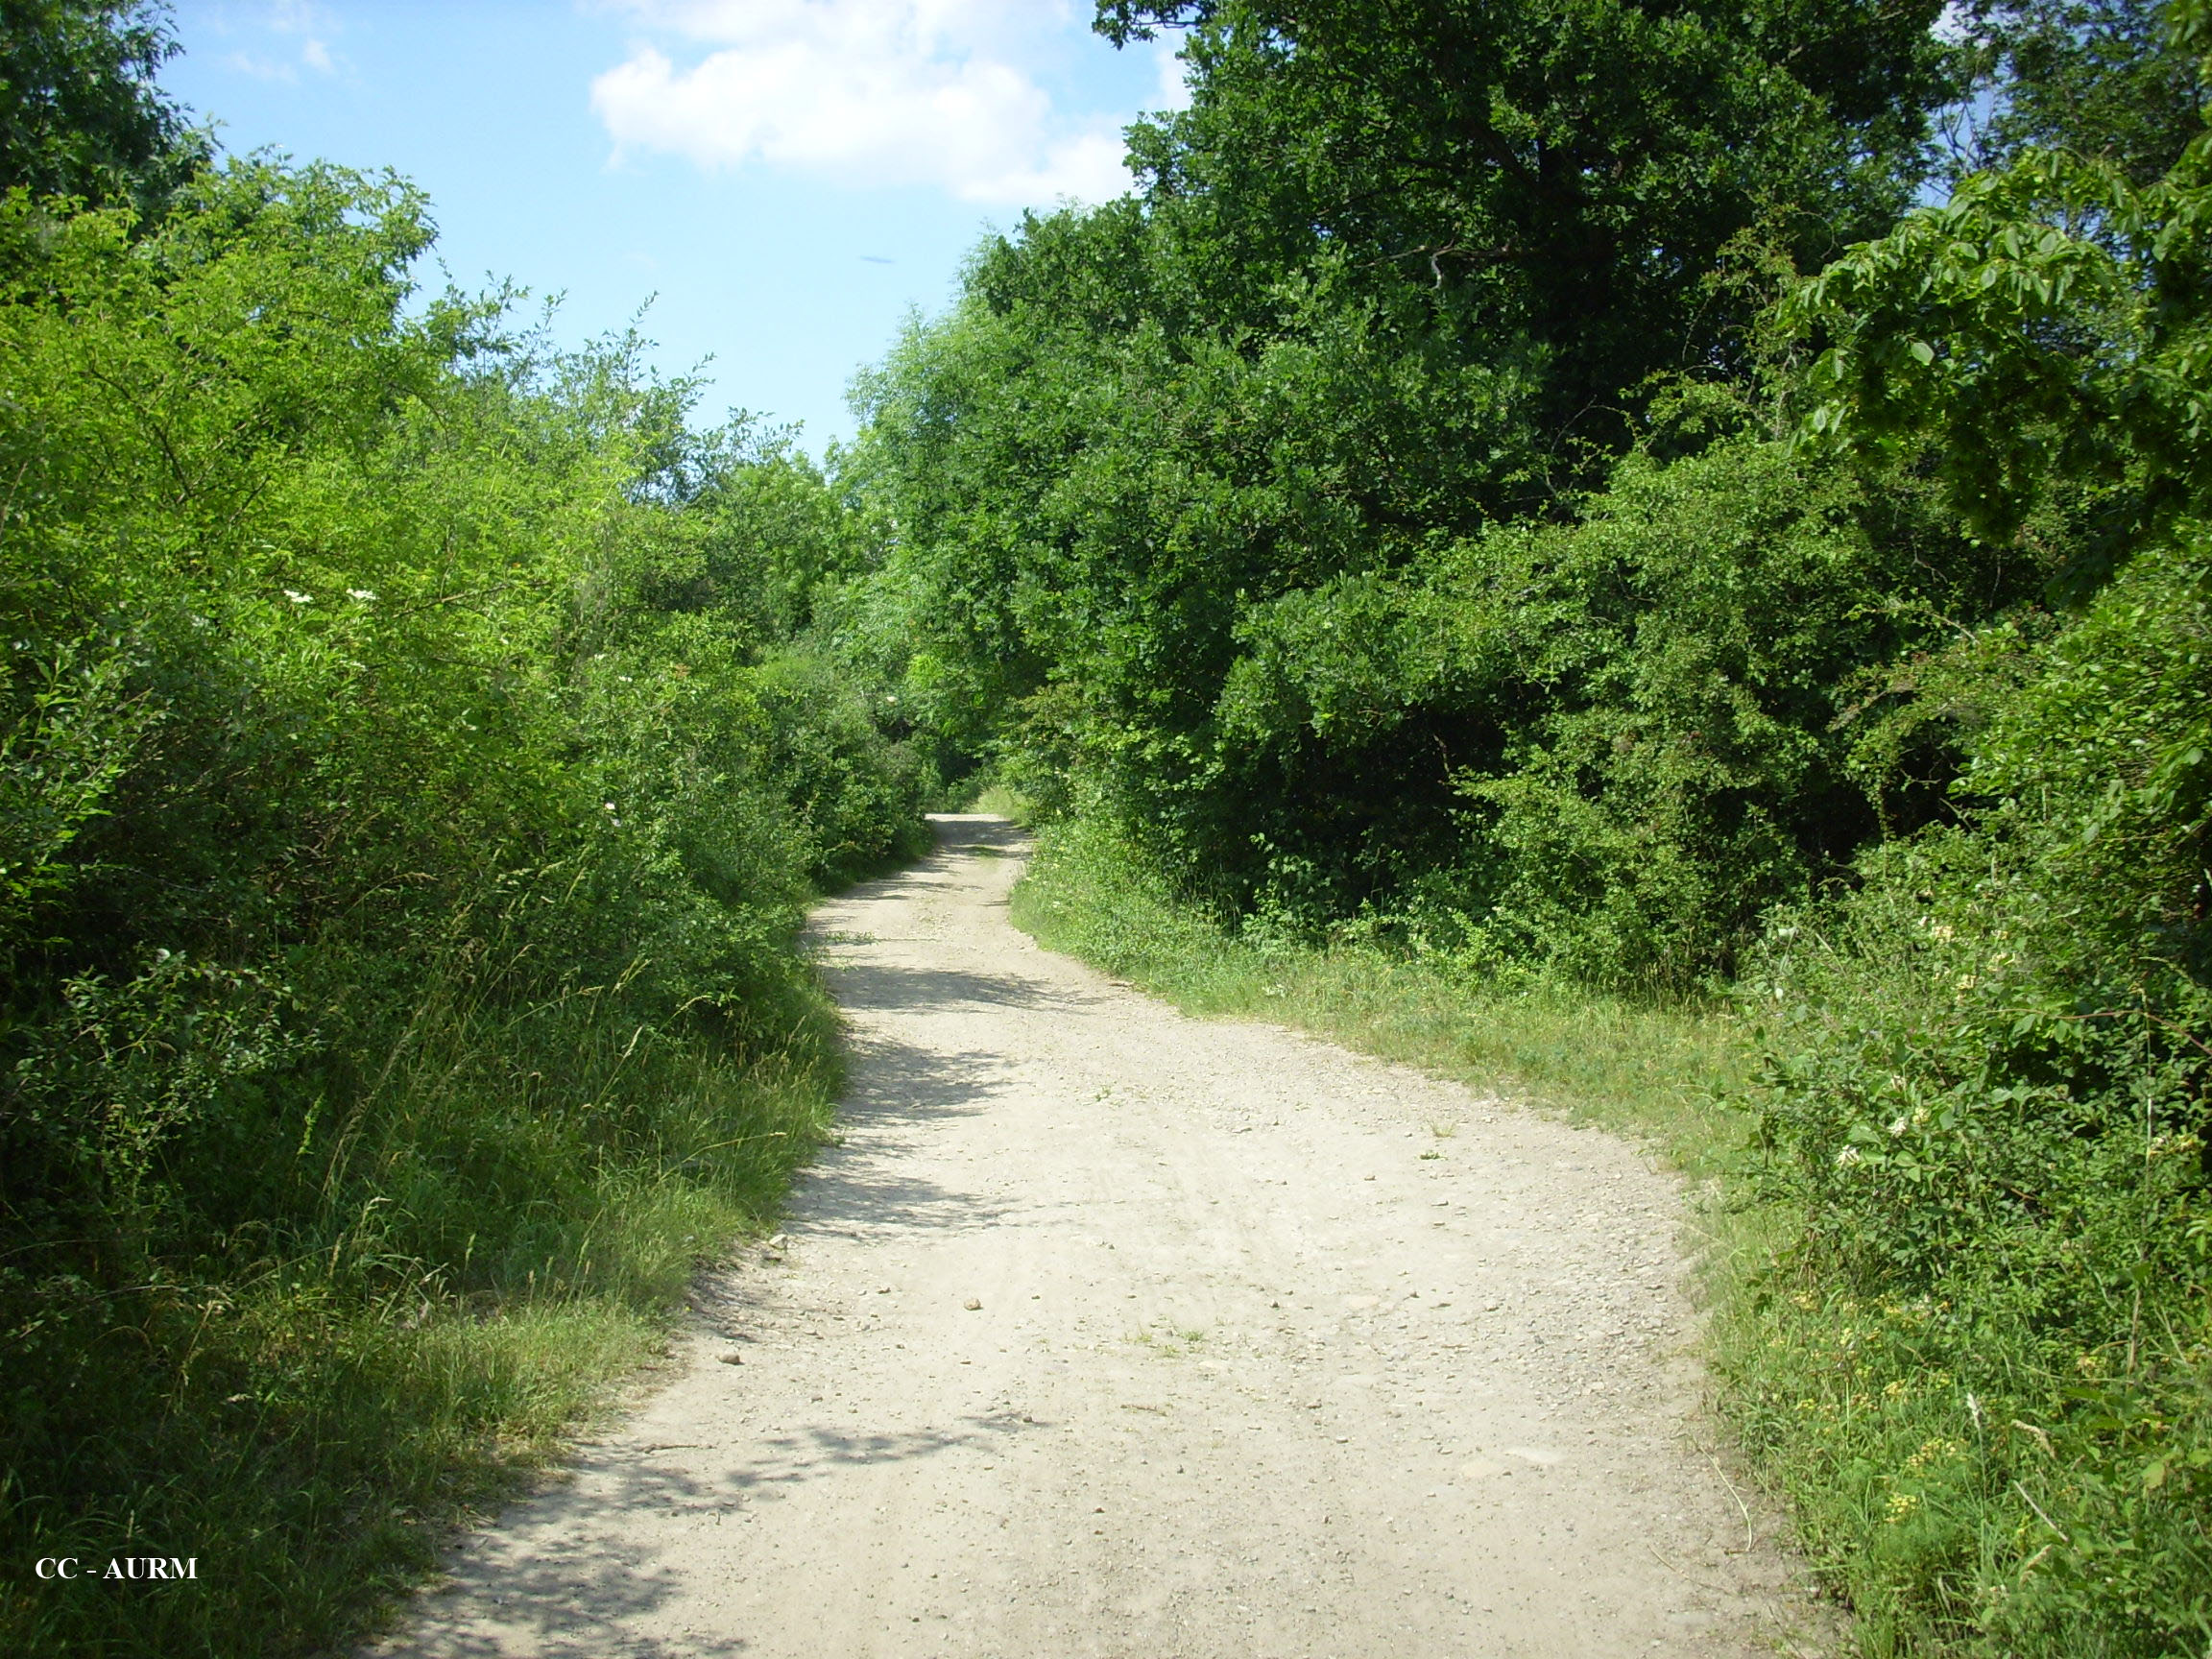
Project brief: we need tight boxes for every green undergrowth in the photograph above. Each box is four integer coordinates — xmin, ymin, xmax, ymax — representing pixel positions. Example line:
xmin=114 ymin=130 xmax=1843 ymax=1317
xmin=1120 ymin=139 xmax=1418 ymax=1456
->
xmin=2 ymin=969 xmax=840 ymax=1659
xmin=0 ymin=159 xmax=922 ymax=1657
xmin=966 ymin=782 xmax=1035 ymax=822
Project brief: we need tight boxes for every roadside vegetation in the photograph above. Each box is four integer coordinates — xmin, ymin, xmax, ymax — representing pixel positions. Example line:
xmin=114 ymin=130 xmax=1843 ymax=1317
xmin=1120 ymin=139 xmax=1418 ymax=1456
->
xmin=1012 ymin=811 xmax=1751 ymax=1179
xmin=844 ymin=2 xmax=2212 ymax=1649
xmin=0 ymin=9 xmax=937 ymax=1654
xmin=7 ymin=0 xmax=2211 ymax=1652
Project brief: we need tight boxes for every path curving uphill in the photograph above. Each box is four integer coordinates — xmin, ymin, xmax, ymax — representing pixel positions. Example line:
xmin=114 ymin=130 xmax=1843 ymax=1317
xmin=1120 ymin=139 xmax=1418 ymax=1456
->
xmin=376 ymin=814 xmax=1824 ymax=1658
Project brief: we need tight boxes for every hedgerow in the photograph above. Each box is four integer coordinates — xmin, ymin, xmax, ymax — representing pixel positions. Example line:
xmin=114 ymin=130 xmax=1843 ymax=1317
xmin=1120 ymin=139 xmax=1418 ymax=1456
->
xmin=0 ymin=158 xmax=929 ymax=1655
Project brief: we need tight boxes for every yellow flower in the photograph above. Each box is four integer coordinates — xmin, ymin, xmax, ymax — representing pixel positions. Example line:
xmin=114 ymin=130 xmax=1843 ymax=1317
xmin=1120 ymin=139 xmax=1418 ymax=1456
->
xmin=1906 ymin=1437 xmax=1962 ymax=1471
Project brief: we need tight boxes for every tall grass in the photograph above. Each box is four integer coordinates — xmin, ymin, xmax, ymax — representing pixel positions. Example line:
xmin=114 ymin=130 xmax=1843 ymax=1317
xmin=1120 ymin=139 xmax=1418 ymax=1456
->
xmin=0 ymin=950 xmax=837 ymax=1659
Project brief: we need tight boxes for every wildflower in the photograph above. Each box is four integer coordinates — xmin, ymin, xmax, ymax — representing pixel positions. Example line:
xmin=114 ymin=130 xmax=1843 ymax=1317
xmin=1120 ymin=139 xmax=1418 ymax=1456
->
xmin=282 ymin=589 xmax=313 ymax=605
xmin=1885 ymin=1492 xmax=1922 ymax=1523
xmin=1889 ymin=1116 xmax=1909 ymax=1137
xmin=1906 ymin=1437 xmax=1962 ymax=1470
xmin=348 ymin=588 xmax=377 ymax=602
xmin=1835 ymin=1145 xmax=1863 ymax=1168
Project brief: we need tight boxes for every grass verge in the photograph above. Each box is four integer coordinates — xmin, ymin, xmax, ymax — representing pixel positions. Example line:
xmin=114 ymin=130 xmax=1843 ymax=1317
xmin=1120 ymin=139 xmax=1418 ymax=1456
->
xmin=1009 ymin=812 xmax=1753 ymax=1177
xmin=1009 ymin=814 xmax=2212 ymax=1655
xmin=0 ymin=963 xmax=838 ymax=1659
xmin=1004 ymin=817 xmax=1857 ymax=1611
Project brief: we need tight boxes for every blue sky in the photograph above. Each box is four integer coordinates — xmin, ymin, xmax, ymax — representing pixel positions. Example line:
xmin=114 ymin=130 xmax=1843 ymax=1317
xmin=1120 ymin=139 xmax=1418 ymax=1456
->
xmin=165 ymin=2 xmax=1187 ymax=453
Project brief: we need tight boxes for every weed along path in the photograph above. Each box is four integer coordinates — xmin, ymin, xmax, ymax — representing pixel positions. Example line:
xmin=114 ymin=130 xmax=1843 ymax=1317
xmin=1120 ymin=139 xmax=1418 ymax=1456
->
xmin=377 ymin=814 xmax=1821 ymax=1659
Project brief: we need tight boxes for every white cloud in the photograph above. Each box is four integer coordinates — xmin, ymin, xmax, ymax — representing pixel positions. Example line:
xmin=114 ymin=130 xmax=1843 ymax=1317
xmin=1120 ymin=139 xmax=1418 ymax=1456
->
xmin=590 ymin=0 xmax=1149 ymax=205
xmin=1154 ymin=36 xmax=1191 ymax=112
xmin=221 ymin=52 xmax=293 ymax=82
xmin=212 ymin=1 xmax=340 ymax=84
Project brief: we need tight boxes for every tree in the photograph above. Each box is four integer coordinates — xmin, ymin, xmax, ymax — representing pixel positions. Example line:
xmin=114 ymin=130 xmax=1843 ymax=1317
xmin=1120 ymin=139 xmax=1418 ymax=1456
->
xmin=1096 ymin=0 xmax=1960 ymax=456
xmin=0 ymin=1 xmax=204 ymax=215
xmin=1960 ymin=0 xmax=2207 ymax=183
xmin=1792 ymin=0 xmax=2210 ymax=586
xmin=846 ymin=0 xmax=1974 ymax=916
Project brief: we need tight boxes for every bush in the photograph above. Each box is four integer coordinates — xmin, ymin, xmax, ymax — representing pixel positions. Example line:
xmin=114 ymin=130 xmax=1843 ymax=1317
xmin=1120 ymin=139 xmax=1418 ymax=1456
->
xmin=1738 ymin=529 xmax=2212 ymax=1653
xmin=0 ymin=162 xmax=926 ymax=1656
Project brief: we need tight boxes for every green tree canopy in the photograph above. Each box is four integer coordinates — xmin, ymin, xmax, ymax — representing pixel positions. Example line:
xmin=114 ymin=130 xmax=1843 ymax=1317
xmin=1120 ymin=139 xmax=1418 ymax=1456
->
xmin=1094 ymin=0 xmax=1959 ymax=454
xmin=0 ymin=1 xmax=204 ymax=215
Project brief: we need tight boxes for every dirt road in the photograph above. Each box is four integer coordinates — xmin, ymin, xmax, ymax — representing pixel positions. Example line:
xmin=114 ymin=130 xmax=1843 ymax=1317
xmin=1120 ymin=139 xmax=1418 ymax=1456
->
xmin=378 ymin=814 xmax=1822 ymax=1658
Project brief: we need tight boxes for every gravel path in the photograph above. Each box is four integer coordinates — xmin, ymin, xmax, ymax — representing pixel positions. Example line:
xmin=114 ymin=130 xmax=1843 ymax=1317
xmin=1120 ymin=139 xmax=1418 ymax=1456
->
xmin=375 ymin=814 xmax=1825 ymax=1658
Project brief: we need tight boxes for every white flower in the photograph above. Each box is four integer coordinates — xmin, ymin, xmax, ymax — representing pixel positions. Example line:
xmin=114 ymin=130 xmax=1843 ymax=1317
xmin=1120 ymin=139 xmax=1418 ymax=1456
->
xmin=1889 ymin=1117 xmax=1909 ymax=1137
xmin=348 ymin=588 xmax=377 ymax=602
xmin=282 ymin=589 xmax=313 ymax=605
xmin=1835 ymin=1145 xmax=1864 ymax=1168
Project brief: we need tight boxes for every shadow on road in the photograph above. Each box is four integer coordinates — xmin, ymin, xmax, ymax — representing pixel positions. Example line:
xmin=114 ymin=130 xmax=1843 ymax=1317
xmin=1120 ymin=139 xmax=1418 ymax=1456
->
xmin=406 ymin=1392 xmax=1045 ymax=1658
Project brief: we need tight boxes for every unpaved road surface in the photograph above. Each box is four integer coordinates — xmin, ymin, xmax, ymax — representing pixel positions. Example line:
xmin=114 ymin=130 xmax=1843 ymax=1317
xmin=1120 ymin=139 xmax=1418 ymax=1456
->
xmin=377 ymin=814 xmax=1823 ymax=1658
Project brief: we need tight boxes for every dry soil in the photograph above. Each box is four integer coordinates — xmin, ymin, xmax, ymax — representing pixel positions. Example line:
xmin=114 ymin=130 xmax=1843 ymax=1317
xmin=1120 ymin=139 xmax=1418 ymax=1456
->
xmin=373 ymin=813 xmax=1828 ymax=1658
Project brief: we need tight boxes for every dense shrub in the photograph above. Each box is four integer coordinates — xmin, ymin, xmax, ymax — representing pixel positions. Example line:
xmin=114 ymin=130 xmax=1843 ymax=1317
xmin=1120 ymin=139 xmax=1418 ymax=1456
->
xmin=0 ymin=160 xmax=928 ymax=1656
xmin=1208 ymin=416 xmax=2036 ymax=984
xmin=1727 ymin=523 xmax=2212 ymax=1653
